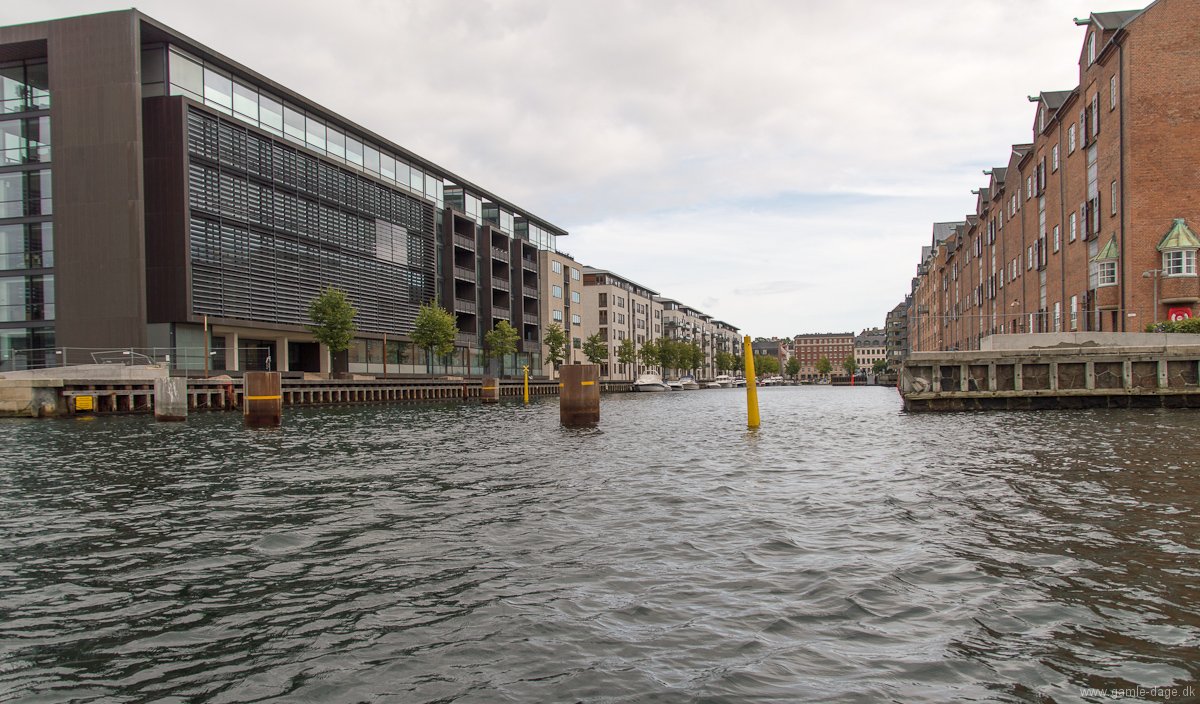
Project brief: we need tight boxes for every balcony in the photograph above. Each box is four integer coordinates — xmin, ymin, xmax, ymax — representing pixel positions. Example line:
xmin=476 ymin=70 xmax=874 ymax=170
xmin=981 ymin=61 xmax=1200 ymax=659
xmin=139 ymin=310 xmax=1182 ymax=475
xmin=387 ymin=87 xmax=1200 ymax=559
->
xmin=453 ymin=266 xmax=477 ymax=283
xmin=453 ymin=233 xmax=476 ymax=250
xmin=523 ymin=313 xmax=538 ymax=325
xmin=522 ymin=257 xmax=537 ymax=271
xmin=491 ymin=247 xmax=510 ymax=262
xmin=523 ymin=286 xmax=539 ymax=299
xmin=456 ymin=332 xmax=476 ymax=346
xmin=492 ymin=278 xmax=511 ymax=292
xmin=522 ymin=340 xmax=540 ymax=353
xmin=492 ymin=311 xmax=511 ymax=323
xmin=454 ymin=298 xmax=477 ymax=314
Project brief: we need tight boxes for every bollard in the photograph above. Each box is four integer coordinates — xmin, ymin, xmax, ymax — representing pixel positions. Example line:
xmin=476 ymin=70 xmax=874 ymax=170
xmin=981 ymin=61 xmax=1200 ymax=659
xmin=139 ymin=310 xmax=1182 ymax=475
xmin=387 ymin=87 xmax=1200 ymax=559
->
xmin=743 ymin=336 xmax=760 ymax=428
xmin=243 ymin=371 xmax=282 ymax=428
xmin=154 ymin=377 xmax=188 ymax=422
xmin=559 ymin=363 xmax=600 ymax=426
xmin=523 ymin=365 xmax=530 ymax=405
xmin=481 ymin=375 xmax=500 ymax=404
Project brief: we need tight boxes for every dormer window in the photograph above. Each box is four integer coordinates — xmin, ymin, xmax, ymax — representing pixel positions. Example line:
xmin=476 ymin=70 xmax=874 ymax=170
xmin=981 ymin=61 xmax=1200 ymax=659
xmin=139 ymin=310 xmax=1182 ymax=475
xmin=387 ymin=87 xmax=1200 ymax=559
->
xmin=1157 ymin=219 xmax=1200 ymax=277
xmin=1090 ymin=235 xmax=1119 ymax=287
xmin=1087 ymin=32 xmax=1097 ymax=65
xmin=1038 ymin=107 xmax=1045 ymax=132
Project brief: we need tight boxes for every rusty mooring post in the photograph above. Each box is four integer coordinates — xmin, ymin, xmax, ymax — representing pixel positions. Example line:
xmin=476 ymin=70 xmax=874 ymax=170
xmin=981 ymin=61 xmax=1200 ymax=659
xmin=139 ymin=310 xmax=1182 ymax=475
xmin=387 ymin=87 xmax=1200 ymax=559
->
xmin=559 ymin=364 xmax=600 ymax=426
xmin=243 ymin=371 xmax=282 ymax=427
xmin=481 ymin=375 xmax=500 ymax=404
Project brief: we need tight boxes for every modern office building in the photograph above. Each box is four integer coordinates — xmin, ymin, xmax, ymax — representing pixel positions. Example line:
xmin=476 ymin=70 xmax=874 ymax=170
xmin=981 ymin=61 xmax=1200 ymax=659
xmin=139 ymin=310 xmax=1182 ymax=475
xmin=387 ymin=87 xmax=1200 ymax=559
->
xmin=904 ymin=1 xmax=1200 ymax=352
xmin=0 ymin=10 xmax=568 ymax=373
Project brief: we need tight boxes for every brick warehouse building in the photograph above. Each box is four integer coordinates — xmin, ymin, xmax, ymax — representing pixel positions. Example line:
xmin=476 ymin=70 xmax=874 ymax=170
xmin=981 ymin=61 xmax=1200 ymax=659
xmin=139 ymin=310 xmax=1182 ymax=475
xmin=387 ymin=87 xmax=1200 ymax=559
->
xmin=0 ymin=10 xmax=569 ymax=373
xmin=905 ymin=1 xmax=1200 ymax=352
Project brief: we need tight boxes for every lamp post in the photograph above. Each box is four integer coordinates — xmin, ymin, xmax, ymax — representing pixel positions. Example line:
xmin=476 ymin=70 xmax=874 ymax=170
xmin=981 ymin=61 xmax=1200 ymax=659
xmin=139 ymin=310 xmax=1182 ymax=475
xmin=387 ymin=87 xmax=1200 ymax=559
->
xmin=1142 ymin=269 xmax=1162 ymax=325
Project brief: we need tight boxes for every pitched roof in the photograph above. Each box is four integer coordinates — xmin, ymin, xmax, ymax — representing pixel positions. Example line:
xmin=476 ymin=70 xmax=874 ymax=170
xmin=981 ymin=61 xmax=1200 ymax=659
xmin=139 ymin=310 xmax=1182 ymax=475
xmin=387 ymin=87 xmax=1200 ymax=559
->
xmin=1092 ymin=235 xmax=1119 ymax=261
xmin=1157 ymin=218 xmax=1200 ymax=251
xmin=1091 ymin=10 xmax=1144 ymax=30
xmin=931 ymin=221 xmax=961 ymax=244
xmin=1041 ymin=90 xmax=1074 ymax=111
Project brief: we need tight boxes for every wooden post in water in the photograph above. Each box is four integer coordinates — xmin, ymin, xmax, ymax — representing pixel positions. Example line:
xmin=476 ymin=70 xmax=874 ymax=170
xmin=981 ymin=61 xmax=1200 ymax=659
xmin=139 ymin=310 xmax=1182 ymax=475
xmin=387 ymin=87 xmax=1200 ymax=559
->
xmin=559 ymin=363 xmax=600 ymax=426
xmin=243 ymin=371 xmax=282 ymax=427
xmin=481 ymin=375 xmax=500 ymax=404
xmin=154 ymin=377 xmax=188 ymax=422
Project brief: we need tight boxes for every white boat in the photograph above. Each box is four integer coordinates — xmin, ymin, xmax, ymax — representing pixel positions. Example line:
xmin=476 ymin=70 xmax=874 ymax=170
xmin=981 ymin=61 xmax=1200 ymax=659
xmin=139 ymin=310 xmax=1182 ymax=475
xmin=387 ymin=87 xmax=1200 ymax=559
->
xmin=633 ymin=371 xmax=671 ymax=392
xmin=704 ymin=380 xmax=722 ymax=389
xmin=666 ymin=378 xmax=684 ymax=391
xmin=679 ymin=375 xmax=701 ymax=390
xmin=713 ymin=374 xmax=733 ymax=388
xmin=731 ymin=376 xmax=747 ymax=388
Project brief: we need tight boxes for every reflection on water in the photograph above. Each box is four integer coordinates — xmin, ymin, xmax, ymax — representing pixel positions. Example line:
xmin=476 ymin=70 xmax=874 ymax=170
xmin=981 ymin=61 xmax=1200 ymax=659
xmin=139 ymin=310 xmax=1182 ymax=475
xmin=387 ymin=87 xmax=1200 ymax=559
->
xmin=0 ymin=388 xmax=1197 ymax=702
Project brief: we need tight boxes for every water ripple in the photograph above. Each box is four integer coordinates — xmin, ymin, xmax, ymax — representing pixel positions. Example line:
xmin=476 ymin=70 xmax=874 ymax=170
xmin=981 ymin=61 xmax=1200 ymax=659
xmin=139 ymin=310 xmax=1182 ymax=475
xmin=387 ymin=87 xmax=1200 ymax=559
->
xmin=1 ymin=388 xmax=1198 ymax=702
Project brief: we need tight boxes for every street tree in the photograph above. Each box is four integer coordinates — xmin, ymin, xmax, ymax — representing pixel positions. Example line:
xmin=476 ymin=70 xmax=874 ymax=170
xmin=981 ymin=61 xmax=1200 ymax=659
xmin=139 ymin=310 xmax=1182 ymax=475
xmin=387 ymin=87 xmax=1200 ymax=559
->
xmin=715 ymin=351 xmax=734 ymax=374
xmin=785 ymin=356 xmax=801 ymax=380
xmin=543 ymin=322 xmax=567 ymax=370
xmin=872 ymin=359 xmax=889 ymax=375
xmin=307 ymin=287 xmax=357 ymax=356
xmin=582 ymin=333 xmax=608 ymax=364
xmin=815 ymin=356 xmax=833 ymax=377
xmin=843 ymin=354 xmax=858 ymax=377
xmin=411 ymin=302 xmax=457 ymax=374
xmin=639 ymin=339 xmax=662 ymax=369
xmin=754 ymin=354 xmax=780 ymax=376
xmin=616 ymin=338 xmax=637 ymax=368
xmin=484 ymin=320 xmax=520 ymax=376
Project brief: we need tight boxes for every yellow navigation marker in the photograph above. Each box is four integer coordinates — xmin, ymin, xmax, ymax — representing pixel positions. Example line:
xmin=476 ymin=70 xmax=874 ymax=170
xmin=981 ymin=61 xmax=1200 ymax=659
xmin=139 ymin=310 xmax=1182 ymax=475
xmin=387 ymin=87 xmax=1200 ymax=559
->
xmin=743 ymin=335 xmax=760 ymax=428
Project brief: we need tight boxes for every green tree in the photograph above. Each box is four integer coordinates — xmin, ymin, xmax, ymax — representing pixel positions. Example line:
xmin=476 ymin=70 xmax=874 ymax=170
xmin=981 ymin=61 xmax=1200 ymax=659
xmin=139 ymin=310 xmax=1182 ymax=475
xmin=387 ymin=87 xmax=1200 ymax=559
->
xmin=616 ymin=338 xmax=637 ymax=367
xmin=659 ymin=339 xmax=681 ymax=372
xmin=785 ymin=356 xmax=801 ymax=380
xmin=542 ymin=322 xmax=567 ymax=370
xmin=842 ymin=354 xmax=858 ymax=377
xmin=815 ymin=356 xmax=833 ymax=377
xmin=733 ymin=352 xmax=744 ymax=374
xmin=754 ymin=354 xmax=780 ymax=376
xmin=872 ymin=359 xmax=889 ymax=374
xmin=715 ymin=351 xmax=734 ymax=374
xmin=411 ymin=302 xmax=458 ymax=374
xmin=582 ymin=333 xmax=608 ymax=364
xmin=639 ymin=339 xmax=662 ymax=369
xmin=687 ymin=343 xmax=704 ymax=373
xmin=484 ymin=320 xmax=520 ymax=376
xmin=307 ymin=287 xmax=358 ymax=354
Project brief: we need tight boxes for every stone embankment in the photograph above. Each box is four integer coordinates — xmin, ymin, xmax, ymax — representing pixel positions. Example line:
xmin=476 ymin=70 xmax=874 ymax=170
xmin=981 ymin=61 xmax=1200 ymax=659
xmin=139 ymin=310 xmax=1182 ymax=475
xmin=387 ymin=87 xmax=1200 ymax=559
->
xmin=900 ymin=333 xmax=1200 ymax=412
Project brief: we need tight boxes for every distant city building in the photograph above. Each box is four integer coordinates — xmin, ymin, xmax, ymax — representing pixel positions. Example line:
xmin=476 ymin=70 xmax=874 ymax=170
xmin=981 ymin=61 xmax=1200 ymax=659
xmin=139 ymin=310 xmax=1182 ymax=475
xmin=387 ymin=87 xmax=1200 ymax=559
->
xmin=903 ymin=2 xmax=1200 ymax=352
xmin=792 ymin=332 xmax=854 ymax=380
xmin=581 ymin=268 xmax=662 ymax=381
xmin=538 ymin=250 xmax=585 ymax=375
xmin=885 ymin=298 xmax=911 ymax=366
xmin=854 ymin=328 xmax=886 ymax=371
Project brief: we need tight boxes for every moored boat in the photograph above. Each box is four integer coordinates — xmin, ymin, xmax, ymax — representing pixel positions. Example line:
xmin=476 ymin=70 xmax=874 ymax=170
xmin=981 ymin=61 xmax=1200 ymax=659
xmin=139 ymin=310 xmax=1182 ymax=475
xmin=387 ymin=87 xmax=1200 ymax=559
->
xmin=679 ymin=375 xmax=700 ymax=390
xmin=633 ymin=371 xmax=671 ymax=392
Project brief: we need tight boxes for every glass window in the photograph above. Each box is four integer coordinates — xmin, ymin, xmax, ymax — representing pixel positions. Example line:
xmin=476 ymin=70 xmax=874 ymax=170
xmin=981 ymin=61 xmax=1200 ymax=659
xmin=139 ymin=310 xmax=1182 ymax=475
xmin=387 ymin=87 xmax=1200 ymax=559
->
xmin=202 ymin=67 xmax=232 ymax=113
xmin=571 ymin=267 xmax=580 ymax=280
xmin=141 ymin=47 xmax=165 ymax=85
xmin=259 ymin=94 xmax=283 ymax=135
xmin=305 ymin=115 xmax=326 ymax=151
xmin=1163 ymin=250 xmax=1196 ymax=277
xmin=283 ymin=105 xmax=305 ymax=143
xmin=410 ymin=168 xmax=424 ymax=194
xmin=552 ymin=261 xmax=562 ymax=274
xmin=571 ymin=291 xmax=580 ymax=303
xmin=425 ymin=172 xmax=437 ymax=199
xmin=1099 ymin=260 xmax=1118 ymax=286
xmin=552 ymin=309 xmax=562 ymax=322
xmin=26 ymin=63 xmax=48 ymax=110
xmin=232 ymin=81 xmax=258 ymax=122
xmin=552 ymin=285 xmax=562 ymax=298
xmin=364 ymin=143 xmax=380 ymax=173
xmin=380 ymin=152 xmax=395 ymax=181
xmin=326 ymin=127 xmax=345 ymax=160
xmin=346 ymin=136 xmax=363 ymax=166
xmin=167 ymin=49 xmax=203 ymax=100
xmin=394 ymin=159 xmax=410 ymax=187
xmin=572 ymin=314 xmax=581 ymax=326
xmin=0 ymin=119 xmax=21 ymax=165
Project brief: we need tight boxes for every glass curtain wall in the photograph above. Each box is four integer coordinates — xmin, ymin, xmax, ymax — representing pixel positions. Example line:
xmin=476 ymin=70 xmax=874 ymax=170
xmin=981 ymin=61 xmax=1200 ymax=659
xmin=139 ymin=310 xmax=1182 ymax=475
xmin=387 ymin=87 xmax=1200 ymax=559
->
xmin=0 ymin=60 xmax=52 ymax=371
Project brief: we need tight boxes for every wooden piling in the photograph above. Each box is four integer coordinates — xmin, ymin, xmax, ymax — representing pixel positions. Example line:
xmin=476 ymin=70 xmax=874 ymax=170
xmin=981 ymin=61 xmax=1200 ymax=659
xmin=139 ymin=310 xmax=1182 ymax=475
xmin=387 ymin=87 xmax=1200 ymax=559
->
xmin=243 ymin=372 xmax=282 ymax=427
xmin=481 ymin=376 xmax=500 ymax=404
xmin=559 ymin=364 xmax=600 ymax=426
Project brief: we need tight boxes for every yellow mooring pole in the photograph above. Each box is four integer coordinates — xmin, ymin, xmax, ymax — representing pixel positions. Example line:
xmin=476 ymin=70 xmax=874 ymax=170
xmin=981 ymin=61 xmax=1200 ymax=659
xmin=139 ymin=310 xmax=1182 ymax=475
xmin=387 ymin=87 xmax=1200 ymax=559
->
xmin=523 ymin=365 xmax=530 ymax=404
xmin=743 ymin=335 xmax=760 ymax=428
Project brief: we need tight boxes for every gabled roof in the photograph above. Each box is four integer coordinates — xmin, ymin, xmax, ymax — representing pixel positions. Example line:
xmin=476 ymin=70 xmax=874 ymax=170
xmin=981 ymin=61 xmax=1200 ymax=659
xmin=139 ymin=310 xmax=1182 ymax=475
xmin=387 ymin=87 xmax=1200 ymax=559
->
xmin=1040 ymin=90 xmax=1074 ymax=111
xmin=1157 ymin=218 xmax=1200 ymax=251
xmin=1089 ymin=10 xmax=1144 ymax=30
xmin=932 ymin=221 xmax=961 ymax=244
xmin=1092 ymin=235 xmax=1119 ymax=261
xmin=991 ymin=167 xmax=1008 ymax=184
xmin=965 ymin=215 xmax=979 ymax=227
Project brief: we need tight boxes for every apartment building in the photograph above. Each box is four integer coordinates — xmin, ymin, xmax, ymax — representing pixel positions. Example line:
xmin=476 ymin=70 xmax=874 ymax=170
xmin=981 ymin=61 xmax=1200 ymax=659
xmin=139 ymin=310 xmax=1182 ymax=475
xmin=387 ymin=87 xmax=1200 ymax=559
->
xmin=537 ymin=249 xmax=585 ymax=375
xmin=0 ymin=10 xmax=569 ymax=373
xmin=792 ymin=332 xmax=854 ymax=381
xmin=885 ymin=298 xmax=910 ymax=367
xmin=905 ymin=1 xmax=1200 ymax=352
xmin=854 ymin=328 xmax=886 ymax=371
xmin=656 ymin=297 xmax=715 ymax=378
xmin=581 ymin=267 xmax=662 ymax=381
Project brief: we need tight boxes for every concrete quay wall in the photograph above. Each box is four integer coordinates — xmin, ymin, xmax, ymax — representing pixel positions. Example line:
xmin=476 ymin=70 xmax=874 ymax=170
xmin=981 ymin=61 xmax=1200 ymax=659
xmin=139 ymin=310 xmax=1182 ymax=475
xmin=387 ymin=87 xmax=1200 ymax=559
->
xmin=900 ymin=344 xmax=1200 ymax=412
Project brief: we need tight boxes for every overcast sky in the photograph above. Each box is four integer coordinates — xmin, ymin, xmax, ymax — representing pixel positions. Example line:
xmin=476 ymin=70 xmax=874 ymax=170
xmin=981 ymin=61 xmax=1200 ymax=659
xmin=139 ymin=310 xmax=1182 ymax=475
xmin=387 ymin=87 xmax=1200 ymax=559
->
xmin=13 ymin=1 xmax=1146 ymax=337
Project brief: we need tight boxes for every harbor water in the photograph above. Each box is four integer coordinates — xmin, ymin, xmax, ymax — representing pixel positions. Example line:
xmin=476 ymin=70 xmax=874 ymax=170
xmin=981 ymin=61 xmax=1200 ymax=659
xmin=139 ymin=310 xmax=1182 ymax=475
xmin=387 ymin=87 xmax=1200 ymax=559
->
xmin=1 ymin=387 xmax=1197 ymax=702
